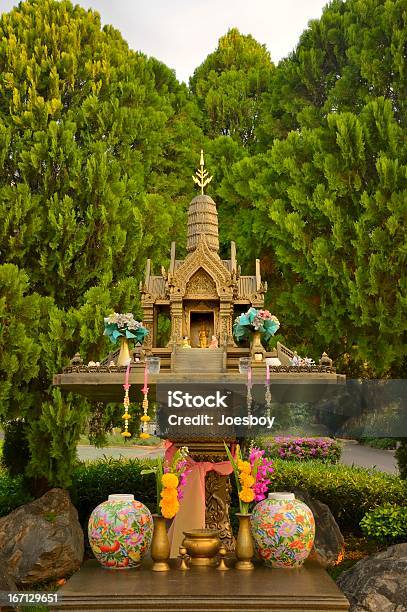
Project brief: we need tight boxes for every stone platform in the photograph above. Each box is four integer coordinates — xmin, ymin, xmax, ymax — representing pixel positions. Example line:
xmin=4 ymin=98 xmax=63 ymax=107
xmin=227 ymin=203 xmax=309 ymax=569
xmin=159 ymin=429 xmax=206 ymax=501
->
xmin=54 ymin=559 xmax=349 ymax=611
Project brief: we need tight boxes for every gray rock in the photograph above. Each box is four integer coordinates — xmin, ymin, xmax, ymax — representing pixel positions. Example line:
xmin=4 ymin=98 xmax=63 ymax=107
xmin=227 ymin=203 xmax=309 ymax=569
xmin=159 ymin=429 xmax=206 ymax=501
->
xmin=291 ymin=488 xmax=345 ymax=567
xmin=337 ymin=543 xmax=407 ymax=611
xmin=0 ymin=488 xmax=84 ymax=585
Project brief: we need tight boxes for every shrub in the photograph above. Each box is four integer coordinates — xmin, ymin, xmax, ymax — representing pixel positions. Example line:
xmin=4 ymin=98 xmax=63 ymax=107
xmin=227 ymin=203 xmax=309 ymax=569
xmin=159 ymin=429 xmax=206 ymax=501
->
xmin=0 ymin=473 xmax=33 ymax=516
xmin=70 ymin=456 xmax=406 ymax=536
xmin=262 ymin=436 xmax=342 ymax=463
xmin=1 ymin=456 xmax=406 ymax=538
xmin=360 ymin=437 xmax=397 ymax=450
xmin=395 ymin=440 xmax=407 ymax=479
xmin=269 ymin=459 xmax=407 ymax=533
xmin=1 ymin=420 xmax=31 ymax=476
xmin=360 ymin=504 xmax=407 ymax=544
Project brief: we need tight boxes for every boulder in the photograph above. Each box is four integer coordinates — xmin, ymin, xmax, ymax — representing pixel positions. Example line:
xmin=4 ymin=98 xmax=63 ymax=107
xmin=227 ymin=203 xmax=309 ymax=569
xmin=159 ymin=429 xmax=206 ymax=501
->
xmin=0 ymin=555 xmax=17 ymax=590
xmin=291 ymin=488 xmax=345 ymax=567
xmin=337 ymin=543 xmax=407 ymax=612
xmin=0 ymin=488 xmax=84 ymax=585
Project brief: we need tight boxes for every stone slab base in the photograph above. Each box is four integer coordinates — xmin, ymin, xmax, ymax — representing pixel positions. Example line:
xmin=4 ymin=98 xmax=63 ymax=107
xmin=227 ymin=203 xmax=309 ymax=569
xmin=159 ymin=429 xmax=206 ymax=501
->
xmin=54 ymin=559 xmax=349 ymax=611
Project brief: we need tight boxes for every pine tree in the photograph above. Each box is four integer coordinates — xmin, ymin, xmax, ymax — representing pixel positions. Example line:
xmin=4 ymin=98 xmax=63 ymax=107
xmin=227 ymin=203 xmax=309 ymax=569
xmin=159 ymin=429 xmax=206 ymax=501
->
xmin=0 ymin=0 xmax=202 ymax=487
xmin=210 ymin=0 xmax=406 ymax=376
xmin=190 ymin=28 xmax=274 ymax=150
xmin=223 ymin=98 xmax=406 ymax=375
xmin=258 ymin=0 xmax=406 ymax=144
xmin=0 ymin=0 xmax=202 ymax=305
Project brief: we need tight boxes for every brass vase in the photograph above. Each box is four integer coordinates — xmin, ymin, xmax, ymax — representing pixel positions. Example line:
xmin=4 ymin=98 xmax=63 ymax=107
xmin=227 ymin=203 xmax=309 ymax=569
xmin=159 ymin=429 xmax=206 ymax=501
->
xmin=117 ymin=337 xmax=131 ymax=366
xmin=235 ymin=513 xmax=254 ymax=570
xmin=151 ymin=514 xmax=170 ymax=571
xmin=250 ymin=330 xmax=265 ymax=359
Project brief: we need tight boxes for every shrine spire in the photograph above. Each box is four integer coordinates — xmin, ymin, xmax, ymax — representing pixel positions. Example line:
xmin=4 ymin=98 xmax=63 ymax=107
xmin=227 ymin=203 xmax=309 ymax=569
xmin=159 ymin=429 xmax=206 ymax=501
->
xmin=187 ymin=151 xmax=219 ymax=253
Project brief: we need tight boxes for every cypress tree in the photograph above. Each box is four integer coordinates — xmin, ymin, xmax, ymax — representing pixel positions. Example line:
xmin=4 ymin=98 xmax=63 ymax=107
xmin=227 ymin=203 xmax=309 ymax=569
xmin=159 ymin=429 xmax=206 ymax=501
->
xmin=190 ymin=28 xmax=274 ymax=150
xmin=0 ymin=0 xmax=202 ymax=487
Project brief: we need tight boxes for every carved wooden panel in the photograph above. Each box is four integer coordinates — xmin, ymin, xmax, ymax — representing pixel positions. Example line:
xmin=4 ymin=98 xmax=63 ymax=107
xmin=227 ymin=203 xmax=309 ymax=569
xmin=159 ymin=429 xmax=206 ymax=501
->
xmin=205 ymin=472 xmax=235 ymax=552
xmin=185 ymin=269 xmax=217 ymax=298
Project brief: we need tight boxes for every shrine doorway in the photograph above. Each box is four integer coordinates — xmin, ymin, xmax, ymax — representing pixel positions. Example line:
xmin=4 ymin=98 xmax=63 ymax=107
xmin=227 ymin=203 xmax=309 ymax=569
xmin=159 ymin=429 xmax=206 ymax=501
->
xmin=189 ymin=311 xmax=214 ymax=348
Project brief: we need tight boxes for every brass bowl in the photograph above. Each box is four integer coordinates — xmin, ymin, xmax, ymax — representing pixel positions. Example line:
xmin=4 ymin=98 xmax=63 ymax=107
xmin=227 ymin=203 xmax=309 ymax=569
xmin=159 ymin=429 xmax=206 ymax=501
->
xmin=182 ymin=529 xmax=221 ymax=566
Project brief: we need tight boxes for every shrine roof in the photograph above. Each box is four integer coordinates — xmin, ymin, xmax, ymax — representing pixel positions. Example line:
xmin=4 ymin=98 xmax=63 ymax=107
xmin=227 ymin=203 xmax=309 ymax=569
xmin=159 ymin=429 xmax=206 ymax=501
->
xmin=145 ymin=271 xmax=258 ymax=301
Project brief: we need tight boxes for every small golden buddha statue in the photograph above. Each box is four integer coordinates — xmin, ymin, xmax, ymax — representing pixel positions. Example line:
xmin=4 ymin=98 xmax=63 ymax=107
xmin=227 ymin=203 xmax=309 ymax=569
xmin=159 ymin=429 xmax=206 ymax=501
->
xmin=199 ymin=326 xmax=208 ymax=348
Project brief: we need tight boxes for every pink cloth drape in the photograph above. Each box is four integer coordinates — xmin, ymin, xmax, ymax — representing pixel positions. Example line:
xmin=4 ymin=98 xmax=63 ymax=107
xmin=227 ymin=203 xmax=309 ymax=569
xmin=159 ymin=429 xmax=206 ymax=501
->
xmin=164 ymin=441 xmax=233 ymax=557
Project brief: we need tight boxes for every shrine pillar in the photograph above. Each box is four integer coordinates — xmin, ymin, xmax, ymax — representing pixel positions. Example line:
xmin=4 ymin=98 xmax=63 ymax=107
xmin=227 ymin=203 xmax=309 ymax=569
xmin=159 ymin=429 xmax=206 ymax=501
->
xmin=219 ymin=298 xmax=234 ymax=347
xmin=170 ymin=298 xmax=183 ymax=345
xmin=142 ymin=301 xmax=154 ymax=355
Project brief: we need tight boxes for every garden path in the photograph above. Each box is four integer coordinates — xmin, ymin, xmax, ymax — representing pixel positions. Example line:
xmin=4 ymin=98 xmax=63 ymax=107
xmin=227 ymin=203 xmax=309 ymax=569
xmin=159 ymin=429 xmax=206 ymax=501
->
xmin=340 ymin=440 xmax=398 ymax=475
xmin=76 ymin=444 xmax=164 ymax=461
xmin=76 ymin=440 xmax=399 ymax=475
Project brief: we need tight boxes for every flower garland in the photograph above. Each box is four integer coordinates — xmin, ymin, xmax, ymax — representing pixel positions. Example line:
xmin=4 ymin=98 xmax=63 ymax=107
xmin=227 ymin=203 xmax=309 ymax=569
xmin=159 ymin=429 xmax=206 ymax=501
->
xmin=121 ymin=362 xmax=131 ymax=438
xmin=139 ymin=363 xmax=150 ymax=440
xmin=225 ymin=443 xmax=274 ymax=514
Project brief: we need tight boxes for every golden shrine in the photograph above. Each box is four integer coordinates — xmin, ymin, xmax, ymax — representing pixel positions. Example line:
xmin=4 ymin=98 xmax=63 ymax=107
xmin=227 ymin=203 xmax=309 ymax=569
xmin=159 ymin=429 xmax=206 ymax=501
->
xmin=54 ymin=152 xmax=342 ymax=552
xmin=53 ymin=153 xmax=348 ymax=611
xmin=140 ymin=154 xmax=265 ymax=354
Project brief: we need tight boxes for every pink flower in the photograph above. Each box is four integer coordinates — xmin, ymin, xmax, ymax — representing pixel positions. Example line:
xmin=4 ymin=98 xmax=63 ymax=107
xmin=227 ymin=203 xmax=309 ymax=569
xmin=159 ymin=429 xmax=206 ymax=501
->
xmin=278 ymin=522 xmax=297 ymax=538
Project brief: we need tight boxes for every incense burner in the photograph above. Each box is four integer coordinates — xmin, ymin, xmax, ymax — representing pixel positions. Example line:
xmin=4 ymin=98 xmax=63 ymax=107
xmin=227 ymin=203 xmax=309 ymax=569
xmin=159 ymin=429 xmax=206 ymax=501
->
xmin=182 ymin=529 xmax=221 ymax=566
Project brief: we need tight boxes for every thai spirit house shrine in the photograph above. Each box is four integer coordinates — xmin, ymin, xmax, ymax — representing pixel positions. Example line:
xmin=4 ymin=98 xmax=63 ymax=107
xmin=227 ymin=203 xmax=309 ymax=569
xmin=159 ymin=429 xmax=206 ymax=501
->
xmin=55 ymin=153 xmax=343 ymax=555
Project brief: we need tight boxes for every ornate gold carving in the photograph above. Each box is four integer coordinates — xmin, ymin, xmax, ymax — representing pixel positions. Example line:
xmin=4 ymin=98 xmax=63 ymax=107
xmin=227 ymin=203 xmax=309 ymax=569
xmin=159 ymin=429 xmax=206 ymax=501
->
xmin=205 ymin=472 xmax=234 ymax=552
xmin=185 ymin=269 xmax=217 ymax=297
xmin=170 ymin=315 xmax=183 ymax=344
xmin=192 ymin=149 xmax=213 ymax=195
xmin=171 ymin=235 xmax=233 ymax=299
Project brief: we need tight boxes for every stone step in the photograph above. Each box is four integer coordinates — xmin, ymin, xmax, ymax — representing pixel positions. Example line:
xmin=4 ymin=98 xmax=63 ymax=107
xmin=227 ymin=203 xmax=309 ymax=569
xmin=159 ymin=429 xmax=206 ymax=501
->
xmin=173 ymin=348 xmax=224 ymax=373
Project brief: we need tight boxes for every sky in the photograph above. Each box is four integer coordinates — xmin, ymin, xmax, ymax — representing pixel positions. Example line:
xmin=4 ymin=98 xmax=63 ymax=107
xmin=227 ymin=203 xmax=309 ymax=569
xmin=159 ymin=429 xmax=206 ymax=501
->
xmin=0 ymin=0 xmax=328 ymax=82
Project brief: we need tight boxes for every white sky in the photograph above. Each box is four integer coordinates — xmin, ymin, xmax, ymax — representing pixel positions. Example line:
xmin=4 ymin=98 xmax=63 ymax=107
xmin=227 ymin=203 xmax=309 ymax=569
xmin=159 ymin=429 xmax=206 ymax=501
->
xmin=0 ymin=0 xmax=328 ymax=82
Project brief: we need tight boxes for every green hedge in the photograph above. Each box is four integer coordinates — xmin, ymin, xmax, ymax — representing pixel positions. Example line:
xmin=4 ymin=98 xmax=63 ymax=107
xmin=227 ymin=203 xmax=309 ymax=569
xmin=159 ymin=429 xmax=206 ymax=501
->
xmin=69 ymin=458 xmax=157 ymax=534
xmin=360 ymin=504 xmax=407 ymax=544
xmin=0 ymin=473 xmax=33 ymax=515
xmin=269 ymin=459 xmax=406 ymax=532
xmin=0 ymin=458 xmax=406 ymax=538
xmin=395 ymin=440 xmax=407 ymax=479
xmin=359 ymin=437 xmax=397 ymax=450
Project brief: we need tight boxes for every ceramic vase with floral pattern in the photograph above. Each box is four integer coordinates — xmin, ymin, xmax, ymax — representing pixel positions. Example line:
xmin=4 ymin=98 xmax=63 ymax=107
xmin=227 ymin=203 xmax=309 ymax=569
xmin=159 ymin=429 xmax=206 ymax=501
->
xmin=251 ymin=492 xmax=315 ymax=568
xmin=88 ymin=494 xmax=153 ymax=569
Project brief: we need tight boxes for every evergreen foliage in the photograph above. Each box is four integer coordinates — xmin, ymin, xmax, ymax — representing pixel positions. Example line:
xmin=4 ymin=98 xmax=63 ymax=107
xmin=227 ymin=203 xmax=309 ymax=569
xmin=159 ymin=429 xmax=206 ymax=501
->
xmin=0 ymin=0 xmax=405 ymax=487
xmin=258 ymin=0 xmax=406 ymax=143
xmin=0 ymin=0 xmax=202 ymax=487
xmin=228 ymin=98 xmax=406 ymax=374
xmin=190 ymin=28 xmax=274 ymax=149
xmin=210 ymin=0 xmax=406 ymax=375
